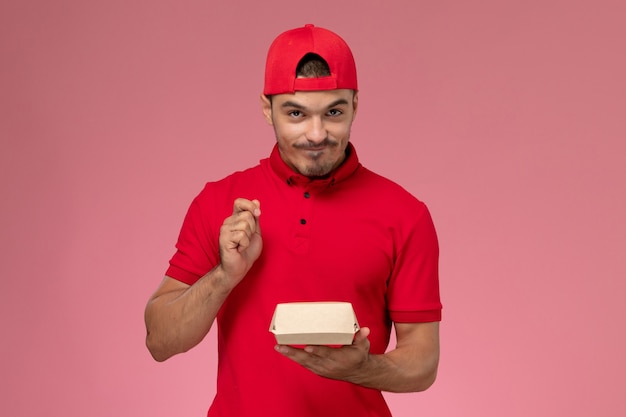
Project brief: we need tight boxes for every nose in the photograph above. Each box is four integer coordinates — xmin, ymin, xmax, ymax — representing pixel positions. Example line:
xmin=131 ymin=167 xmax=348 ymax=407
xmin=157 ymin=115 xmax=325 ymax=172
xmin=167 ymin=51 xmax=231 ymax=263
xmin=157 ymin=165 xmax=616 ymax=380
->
xmin=305 ymin=116 xmax=327 ymax=144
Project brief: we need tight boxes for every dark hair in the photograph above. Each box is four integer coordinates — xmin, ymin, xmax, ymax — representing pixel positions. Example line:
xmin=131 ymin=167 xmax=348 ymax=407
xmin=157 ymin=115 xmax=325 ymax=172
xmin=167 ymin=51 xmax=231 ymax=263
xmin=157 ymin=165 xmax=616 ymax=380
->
xmin=296 ymin=53 xmax=331 ymax=78
xmin=265 ymin=54 xmax=332 ymax=103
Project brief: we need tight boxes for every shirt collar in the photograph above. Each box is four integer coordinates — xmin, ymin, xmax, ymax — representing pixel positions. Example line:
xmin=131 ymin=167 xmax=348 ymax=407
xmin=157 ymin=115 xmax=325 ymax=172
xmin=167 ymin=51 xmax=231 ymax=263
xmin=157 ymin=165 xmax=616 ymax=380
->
xmin=269 ymin=142 xmax=361 ymax=188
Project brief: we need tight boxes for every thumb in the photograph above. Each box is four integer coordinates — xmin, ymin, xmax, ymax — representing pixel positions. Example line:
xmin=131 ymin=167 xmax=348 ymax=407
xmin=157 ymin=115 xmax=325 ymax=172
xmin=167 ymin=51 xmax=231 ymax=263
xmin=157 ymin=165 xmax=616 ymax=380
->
xmin=353 ymin=327 xmax=370 ymax=345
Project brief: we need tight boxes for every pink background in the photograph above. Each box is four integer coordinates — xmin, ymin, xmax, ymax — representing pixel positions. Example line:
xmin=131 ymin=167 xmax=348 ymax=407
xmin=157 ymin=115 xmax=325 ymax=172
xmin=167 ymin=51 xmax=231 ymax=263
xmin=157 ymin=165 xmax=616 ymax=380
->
xmin=2 ymin=1 xmax=625 ymax=416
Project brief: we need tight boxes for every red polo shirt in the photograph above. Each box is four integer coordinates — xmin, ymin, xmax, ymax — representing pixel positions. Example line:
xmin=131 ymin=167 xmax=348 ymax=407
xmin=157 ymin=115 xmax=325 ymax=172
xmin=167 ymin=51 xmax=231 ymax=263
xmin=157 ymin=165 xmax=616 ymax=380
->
xmin=166 ymin=143 xmax=441 ymax=417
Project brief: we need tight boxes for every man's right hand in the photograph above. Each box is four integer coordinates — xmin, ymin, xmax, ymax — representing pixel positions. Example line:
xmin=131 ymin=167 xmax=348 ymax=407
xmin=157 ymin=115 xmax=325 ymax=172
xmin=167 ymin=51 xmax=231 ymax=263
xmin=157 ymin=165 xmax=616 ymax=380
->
xmin=218 ymin=198 xmax=263 ymax=288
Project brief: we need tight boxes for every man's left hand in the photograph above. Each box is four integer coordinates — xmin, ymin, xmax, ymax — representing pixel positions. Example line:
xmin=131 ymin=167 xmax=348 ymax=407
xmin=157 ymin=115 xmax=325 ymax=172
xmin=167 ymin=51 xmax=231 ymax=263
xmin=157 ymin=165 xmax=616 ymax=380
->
xmin=274 ymin=327 xmax=371 ymax=382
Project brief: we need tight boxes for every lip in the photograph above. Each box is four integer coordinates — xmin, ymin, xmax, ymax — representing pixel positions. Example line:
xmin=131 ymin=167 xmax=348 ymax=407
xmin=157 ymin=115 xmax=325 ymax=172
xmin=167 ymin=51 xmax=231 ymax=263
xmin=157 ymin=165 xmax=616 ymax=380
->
xmin=296 ymin=144 xmax=328 ymax=151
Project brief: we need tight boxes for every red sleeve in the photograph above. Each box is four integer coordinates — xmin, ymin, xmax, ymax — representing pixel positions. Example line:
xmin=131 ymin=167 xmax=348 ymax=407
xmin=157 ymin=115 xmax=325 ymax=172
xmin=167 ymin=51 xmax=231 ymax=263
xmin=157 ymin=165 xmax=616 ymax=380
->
xmin=165 ymin=187 xmax=221 ymax=286
xmin=387 ymin=203 xmax=442 ymax=322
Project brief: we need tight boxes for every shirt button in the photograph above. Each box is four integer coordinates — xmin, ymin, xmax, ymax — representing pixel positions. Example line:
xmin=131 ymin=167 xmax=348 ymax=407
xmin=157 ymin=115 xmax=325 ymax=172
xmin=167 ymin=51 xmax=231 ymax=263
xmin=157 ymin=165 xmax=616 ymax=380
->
xmin=304 ymin=192 xmax=310 ymax=198
xmin=300 ymin=219 xmax=307 ymax=225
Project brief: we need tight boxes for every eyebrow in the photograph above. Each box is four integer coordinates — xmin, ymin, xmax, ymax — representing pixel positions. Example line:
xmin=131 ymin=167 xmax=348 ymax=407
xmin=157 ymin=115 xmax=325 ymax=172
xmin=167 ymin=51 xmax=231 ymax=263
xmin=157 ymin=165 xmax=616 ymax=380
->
xmin=280 ymin=98 xmax=350 ymax=110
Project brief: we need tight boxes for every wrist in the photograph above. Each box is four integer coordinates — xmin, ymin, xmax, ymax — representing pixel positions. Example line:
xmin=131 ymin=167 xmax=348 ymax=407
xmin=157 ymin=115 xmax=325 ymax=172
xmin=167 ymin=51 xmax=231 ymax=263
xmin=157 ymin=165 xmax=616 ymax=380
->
xmin=212 ymin=264 xmax=241 ymax=294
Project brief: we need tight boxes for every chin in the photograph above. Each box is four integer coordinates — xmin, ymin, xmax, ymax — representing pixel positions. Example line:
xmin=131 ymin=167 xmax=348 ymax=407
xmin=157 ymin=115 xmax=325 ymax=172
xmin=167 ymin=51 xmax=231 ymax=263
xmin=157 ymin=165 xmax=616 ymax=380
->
xmin=300 ymin=165 xmax=334 ymax=178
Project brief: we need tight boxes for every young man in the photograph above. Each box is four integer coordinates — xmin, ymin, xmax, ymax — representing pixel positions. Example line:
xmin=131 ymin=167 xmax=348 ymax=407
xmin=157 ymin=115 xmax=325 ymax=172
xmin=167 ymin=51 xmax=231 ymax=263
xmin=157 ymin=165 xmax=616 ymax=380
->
xmin=145 ymin=24 xmax=442 ymax=417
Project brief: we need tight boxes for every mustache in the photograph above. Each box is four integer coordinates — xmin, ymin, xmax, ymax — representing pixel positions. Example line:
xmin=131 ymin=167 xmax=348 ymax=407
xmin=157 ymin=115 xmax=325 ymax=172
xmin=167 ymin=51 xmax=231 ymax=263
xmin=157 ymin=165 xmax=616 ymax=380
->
xmin=293 ymin=139 xmax=339 ymax=149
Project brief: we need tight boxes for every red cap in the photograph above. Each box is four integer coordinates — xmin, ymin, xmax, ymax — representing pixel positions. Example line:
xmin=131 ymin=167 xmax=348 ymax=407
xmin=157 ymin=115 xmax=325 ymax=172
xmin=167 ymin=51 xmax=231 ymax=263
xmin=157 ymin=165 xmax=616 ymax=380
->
xmin=263 ymin=24 xmax=358 ymax=95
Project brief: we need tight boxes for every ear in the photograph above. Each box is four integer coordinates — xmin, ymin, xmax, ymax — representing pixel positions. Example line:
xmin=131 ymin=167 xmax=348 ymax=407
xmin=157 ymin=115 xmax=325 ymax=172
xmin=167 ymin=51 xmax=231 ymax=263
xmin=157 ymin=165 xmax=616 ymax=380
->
xmin=352 ymin=91 xmax=359 ymax=119
xmin=260 ymin=94 xmax=273 ymax=125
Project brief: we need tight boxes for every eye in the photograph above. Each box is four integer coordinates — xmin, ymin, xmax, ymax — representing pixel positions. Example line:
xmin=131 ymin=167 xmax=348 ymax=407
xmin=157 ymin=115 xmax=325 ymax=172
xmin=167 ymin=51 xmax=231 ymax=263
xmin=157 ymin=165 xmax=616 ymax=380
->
xmin=288 ymin=110 xmax=302 ymax=118
xmin=327 ymin=109 xmax=343 ymax=117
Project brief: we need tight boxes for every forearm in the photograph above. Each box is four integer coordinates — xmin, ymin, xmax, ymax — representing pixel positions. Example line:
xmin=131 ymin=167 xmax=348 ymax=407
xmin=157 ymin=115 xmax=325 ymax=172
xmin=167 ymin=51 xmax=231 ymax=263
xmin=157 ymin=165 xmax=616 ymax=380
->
xmin=349 ymin=322 xmax=440 ymax=392
xmin=349 ymin=345 xmax=439 ymax=392
xmin=144 ymin=266 xmax=232 ymax=361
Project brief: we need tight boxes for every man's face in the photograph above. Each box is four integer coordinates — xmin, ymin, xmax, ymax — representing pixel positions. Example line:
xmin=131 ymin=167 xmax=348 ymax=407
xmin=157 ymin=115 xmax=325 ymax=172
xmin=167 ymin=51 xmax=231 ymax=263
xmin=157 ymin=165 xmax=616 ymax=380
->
xmin=261 ymin=89 xmax=358 ymax=178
